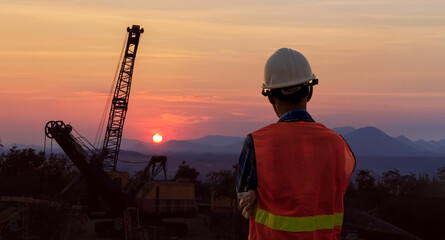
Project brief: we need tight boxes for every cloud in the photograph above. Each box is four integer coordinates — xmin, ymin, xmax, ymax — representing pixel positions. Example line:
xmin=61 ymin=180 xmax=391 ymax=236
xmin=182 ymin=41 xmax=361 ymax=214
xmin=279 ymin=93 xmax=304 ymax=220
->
xmin=73 ymin=91 xmax=110 ymax=97
xmin=159 ymin=114 xmax=212 ymax=125
xmin=0 ymin=90 xmax=32 ymax=95
xmin=132 ymin=91 xmax=266 ymax=107
xmin=0 ymin=50 xmax=118 ymax=57
xmin=231 ymin=108 xmax=250 ymax=117
xmin=322 ymin=92 xmax=445 ymax=98
xmin=231 ymin=112 xmax=250 ymax=117
xmin=0 ymin=2 xmax=130 ymax=22
xmin=135 ymin=93 xmax=222 ymax=103
xmin=142 ymin=51 xmax=210 ymax=59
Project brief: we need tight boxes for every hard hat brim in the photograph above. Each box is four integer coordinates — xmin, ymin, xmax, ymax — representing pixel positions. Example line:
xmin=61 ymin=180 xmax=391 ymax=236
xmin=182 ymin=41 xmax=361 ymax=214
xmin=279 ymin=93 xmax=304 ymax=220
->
xmin=262 ymin=75 xmax=317 ymax=90
xmin=262 ymin=79 xmax=318 ymax=96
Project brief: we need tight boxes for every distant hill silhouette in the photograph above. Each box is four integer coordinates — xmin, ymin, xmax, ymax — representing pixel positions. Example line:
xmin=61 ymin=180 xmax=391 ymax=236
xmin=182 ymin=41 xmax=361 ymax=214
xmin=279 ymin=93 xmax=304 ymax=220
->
xmin=332 ymin=126 xmax=356 ymax=136
xmin=395 ymin=135 xmax=424 ymax=151
xmin=2 ymin=143 xmax=46 ymax=152
xmin=334 ymin=126 xmax=445 ymax=157
xmin=4 ymin=127 xmax=444 ymax=158
xmin=121 ymin=135 xmax=244 ymax=155
xmin=119 ymin=129 xmax=445 ymax=176
xmin=3 ymin=127 xmax=445 ymax=176
xmin=341 ymin=126 xmax=423 ymax=157
xmin=413 ymin=139 xmax=445 ymax=155
xmin=188 ymin=135 xmax=244 ymax=147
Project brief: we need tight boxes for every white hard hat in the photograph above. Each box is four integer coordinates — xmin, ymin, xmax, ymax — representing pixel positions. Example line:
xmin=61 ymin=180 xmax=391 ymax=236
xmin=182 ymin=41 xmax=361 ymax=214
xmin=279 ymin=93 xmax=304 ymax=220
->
xmin=263 ymin=48 xmax=317 ymax=90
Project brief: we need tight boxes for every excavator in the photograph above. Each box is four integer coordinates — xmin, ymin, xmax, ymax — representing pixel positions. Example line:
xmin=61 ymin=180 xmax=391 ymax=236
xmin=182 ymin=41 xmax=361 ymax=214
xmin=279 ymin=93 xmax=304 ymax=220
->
xmin=44 ymin=25 xmax=192 ymax=239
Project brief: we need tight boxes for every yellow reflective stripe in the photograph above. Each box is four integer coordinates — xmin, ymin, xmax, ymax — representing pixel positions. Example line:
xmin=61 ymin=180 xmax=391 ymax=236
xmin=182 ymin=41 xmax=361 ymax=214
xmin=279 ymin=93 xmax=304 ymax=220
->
xmin=254 ymin=208 xmax=344 ymax=232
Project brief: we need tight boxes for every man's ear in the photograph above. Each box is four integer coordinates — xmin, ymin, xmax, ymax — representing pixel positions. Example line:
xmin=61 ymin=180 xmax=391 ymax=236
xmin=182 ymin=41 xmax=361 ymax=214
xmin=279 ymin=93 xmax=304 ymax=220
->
xmin=268 ymin=95 xmax=275 ymax=105
xmin=307 ymin=86 xmax=313 ymax=102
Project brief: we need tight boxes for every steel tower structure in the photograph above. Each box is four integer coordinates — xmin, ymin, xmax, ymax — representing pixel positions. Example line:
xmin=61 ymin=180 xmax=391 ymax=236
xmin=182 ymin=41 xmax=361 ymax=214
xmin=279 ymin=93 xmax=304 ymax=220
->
xmin=103 ymin=25 xmax=144 ymax=171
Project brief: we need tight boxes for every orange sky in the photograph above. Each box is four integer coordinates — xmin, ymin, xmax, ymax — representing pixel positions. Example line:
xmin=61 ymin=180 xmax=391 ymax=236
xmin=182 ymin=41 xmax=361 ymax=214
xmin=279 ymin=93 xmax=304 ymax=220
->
xmin=1 ymin=0 xmax=445 ymax=145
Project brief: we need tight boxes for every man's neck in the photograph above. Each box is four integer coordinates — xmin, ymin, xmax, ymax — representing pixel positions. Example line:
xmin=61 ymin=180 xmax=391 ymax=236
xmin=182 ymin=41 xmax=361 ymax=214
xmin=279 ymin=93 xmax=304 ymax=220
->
xmin=275 ymin=103 xmax=307 ymax=118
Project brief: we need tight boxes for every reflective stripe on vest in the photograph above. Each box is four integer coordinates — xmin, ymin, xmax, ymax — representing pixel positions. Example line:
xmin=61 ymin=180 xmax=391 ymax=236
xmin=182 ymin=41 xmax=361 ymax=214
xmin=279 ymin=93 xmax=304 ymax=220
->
xmin=254 ymin=207 xmax=344 ymax=232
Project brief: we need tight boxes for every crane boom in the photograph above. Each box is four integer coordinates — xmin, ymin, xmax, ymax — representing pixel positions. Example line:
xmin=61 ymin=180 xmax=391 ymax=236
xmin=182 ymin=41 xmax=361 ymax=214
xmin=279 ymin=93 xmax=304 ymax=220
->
xmin=103 ymin=25 xmax=144 ymax=171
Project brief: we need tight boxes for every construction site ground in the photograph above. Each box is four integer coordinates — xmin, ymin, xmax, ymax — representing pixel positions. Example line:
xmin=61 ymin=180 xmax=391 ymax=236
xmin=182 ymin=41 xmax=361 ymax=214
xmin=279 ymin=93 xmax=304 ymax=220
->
xmin=79 ymin=217 xmax=216 ymax=239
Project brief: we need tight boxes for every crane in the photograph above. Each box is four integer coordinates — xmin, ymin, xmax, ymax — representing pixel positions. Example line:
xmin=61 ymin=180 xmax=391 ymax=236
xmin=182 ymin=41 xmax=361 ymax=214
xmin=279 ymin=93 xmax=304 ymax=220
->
xmin=102 ymin=25 xmax=144 ymax=171
xmin=44 ymin=25 xmax=190 ymax=238
xmin=44 ymin=25 xmax=145 ymax=209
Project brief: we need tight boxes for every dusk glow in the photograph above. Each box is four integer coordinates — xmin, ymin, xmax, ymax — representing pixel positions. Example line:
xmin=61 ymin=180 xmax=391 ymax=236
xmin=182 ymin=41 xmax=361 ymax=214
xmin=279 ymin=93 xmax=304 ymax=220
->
xmin=1 ymin=0 xmax=445 ymax=146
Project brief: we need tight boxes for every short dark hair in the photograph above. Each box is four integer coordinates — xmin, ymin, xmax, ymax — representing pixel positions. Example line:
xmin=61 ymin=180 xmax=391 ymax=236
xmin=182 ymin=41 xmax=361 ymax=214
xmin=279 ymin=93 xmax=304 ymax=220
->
xmin=262 ymin=79 xmax=317 ymax=103
xmin=267 ymin=85 xmax=310 ymax=103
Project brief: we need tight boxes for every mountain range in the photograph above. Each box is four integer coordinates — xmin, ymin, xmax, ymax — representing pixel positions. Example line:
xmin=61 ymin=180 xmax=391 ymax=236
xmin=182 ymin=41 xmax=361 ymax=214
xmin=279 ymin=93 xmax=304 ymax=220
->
xmin=333 ymin=126 xmax=445 ymax=157
xmin=331 ymin=126 xmax=445 ymax=175
xmin=118 ymin=126 xmax=445 ymax=157
xmin=120 ymin=135 xmax=245 ymax=155
xmin=2 ymin=126 xmax=445 ymax=177
xmin=4 ymin=126 xmax=445 ymax=157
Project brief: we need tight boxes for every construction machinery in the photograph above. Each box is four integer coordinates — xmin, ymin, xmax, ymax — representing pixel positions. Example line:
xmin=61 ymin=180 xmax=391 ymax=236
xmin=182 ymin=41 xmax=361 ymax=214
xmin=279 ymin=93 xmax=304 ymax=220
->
xmin=45 ymin=24 xmax=144 ymax=214
xmin=44 ymin=26 xmax=194 ymax=238
xmin=45 ymin=121 xmax=134 ymax=213
xmin=45 ymin=121 xmax=193 ymax=237
xmin=102 ymin=25 xmax=143 ymax=172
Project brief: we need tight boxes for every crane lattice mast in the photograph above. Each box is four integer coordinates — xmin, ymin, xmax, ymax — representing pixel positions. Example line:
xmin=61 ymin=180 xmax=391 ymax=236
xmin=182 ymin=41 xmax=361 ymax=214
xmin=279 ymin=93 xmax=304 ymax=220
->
xmin=103 ymin=25 xmax=144 ymax=171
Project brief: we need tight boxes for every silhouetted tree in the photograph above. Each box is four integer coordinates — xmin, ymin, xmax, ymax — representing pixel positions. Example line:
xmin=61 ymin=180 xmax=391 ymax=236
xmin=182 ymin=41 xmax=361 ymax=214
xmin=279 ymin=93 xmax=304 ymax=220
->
xmin=356 ymin=170 xmax=375 ymax=192
xmin=174 ymin=162 xmax=199 ymax=182
xmin=205 ymin=166 xmax=246 ymax=240
xmin=438 ymin=166 xmax=445 ymax=182
xmin=382 ymin=169 xmax=402 ymax=196
xmin=205 ymin=168 xmax=236 ymax=201
xmin=0 ymin=146 xmax=44 ymax=176
xmin=399 ymin=173 xmax=416 ymax=196
xmin=0 ymin=147 xmax=79 ymax=198
xmin=346 ymin=168 xmax=445 ymax=239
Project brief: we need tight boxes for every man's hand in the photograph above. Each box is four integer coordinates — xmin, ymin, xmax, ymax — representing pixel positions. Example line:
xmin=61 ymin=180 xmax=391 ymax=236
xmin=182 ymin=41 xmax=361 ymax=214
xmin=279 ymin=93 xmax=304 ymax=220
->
xmin=237 ymin=190 xmax=257 ymax=219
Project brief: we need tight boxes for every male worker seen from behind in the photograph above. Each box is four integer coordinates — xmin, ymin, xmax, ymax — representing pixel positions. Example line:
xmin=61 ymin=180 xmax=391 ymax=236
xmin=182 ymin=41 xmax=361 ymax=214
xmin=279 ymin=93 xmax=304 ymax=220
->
xmin=236 ymin=48 xmax=355 ymax=240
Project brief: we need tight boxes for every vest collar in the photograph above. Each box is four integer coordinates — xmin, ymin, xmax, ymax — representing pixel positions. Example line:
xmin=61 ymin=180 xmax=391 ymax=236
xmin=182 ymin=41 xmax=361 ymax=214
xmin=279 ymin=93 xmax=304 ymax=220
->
xmin=278 ymin=110 xmax=314 ymax=122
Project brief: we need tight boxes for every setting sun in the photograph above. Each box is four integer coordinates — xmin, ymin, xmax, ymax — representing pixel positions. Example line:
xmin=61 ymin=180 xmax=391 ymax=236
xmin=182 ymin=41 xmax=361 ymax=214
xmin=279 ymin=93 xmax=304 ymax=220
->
xmin=152 ymin=134 xmax=163 ymax=143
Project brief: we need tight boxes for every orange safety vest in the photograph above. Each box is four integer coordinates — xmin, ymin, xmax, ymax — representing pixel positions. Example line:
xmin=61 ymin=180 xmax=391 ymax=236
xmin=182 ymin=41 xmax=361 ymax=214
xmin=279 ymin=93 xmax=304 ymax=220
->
xmin=250 ymin=121 xmax=355 ymax=240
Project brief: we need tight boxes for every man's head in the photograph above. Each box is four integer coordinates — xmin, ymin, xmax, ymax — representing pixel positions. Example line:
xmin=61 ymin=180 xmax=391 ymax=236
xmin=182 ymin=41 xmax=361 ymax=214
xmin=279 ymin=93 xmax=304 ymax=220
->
xmin=262 ymin=48 xmax=318 ymax=117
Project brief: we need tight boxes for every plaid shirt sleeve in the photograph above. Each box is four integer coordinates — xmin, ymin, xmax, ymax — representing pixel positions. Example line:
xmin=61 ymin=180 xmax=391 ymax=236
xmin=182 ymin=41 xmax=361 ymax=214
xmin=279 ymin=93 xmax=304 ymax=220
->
xmin=236 ymin=134 xmax=258 ymax=192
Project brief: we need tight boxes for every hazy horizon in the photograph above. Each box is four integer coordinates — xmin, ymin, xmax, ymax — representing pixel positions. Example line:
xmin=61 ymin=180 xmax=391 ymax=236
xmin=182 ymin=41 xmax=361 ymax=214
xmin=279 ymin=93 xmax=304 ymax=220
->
xmin=2 ymin=125 xmax=444 ymax=148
